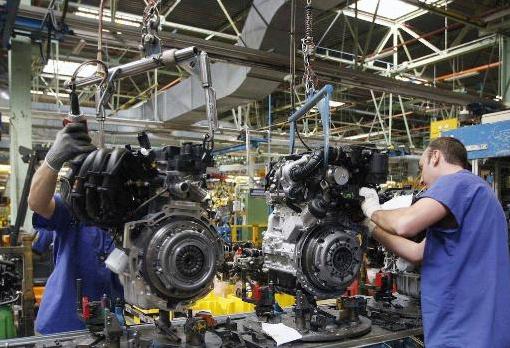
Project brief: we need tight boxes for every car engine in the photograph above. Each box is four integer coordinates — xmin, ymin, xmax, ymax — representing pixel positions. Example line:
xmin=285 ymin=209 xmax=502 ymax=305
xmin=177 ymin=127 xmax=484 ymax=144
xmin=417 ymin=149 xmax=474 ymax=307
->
xmin=264 ymin=146 xmax=388 ymax=300
xmin=60 ymin=134 xmax=224 ymax=310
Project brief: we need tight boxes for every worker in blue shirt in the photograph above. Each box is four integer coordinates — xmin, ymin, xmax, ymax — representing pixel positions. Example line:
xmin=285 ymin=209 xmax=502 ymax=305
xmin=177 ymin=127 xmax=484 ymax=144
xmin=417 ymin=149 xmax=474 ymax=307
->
xmin=360 ymin=136 xmax=510 ymax=348
xmin=28 ymin=123 xmax=123 ymax=335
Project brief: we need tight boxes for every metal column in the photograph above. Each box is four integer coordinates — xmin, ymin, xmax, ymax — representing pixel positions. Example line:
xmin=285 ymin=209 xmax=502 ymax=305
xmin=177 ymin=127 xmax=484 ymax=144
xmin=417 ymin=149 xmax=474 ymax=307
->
xmin=8 ymin=37 xmax=33 ymax=233
xmin=500 ymin=35 xmax=510 ymax=107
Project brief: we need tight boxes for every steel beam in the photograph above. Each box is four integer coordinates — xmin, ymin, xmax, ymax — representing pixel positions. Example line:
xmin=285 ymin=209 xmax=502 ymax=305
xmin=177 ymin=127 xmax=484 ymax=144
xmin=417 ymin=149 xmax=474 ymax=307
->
xmin=398 ymin=25 xmax=440 ymax=53
xmin=163 ymin=0 xmax=181 ymax=18
xmin=16 ymin=5 xmax=481 ymax=106
xmin=394 ymin=34 xmax=497 ymax=73
xmin=216 ymin=0 xmax=245 ymax=46
xmin=370 ymin=90 xmax=389 ymax=145
xmin=364 ymin=28 xmax=392 ymax=63
xmin=399 ymin=0 xmax=485 ymax=29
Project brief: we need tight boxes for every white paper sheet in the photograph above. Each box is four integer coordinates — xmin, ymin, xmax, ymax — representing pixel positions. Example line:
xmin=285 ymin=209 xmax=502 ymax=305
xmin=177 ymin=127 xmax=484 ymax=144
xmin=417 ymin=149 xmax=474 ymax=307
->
xmin=261 ymin=322 xmax=302 ymax=346
xmin=381 ymin=194 xmax=413 ymax=210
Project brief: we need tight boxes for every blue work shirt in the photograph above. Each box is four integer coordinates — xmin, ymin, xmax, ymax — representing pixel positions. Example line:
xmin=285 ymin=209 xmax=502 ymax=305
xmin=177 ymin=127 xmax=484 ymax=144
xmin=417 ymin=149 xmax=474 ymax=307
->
xmin=33 ymin=195 xmax=123 ymax=334
xmin=420 ymin=169 xmax=510 ymax=347
xmin=32 ymin=228 xmax=54 ymax=255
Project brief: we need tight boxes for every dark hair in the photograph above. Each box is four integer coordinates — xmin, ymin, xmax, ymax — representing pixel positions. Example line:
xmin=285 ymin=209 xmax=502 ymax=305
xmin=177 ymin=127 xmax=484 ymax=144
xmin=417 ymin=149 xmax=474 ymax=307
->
xmin=428 ymin=136 xmax=469 ymax=169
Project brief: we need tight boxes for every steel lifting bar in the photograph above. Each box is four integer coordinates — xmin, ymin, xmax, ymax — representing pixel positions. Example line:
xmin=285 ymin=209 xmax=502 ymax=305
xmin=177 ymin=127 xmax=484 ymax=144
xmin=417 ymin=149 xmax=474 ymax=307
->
xmin=288 ymin=84 xmax=333 ymax=165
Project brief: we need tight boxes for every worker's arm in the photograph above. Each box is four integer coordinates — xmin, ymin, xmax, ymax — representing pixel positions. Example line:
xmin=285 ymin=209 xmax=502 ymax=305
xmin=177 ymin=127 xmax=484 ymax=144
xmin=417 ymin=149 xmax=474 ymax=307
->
xmin=371 ymin=198 xmax=449 ymax=238
xmin=28 ymin=123 xmax=95 ymax=220
xmin=373 ymin=226 xmax=426 ymax=264
xmin=28 ymin=163 xmax=58 ymax=219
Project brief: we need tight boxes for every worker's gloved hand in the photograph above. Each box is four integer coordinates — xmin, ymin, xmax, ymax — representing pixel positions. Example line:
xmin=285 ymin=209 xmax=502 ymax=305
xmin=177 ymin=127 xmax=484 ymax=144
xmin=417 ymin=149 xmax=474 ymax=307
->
xmin=45 ymin=123 xmax=96 ymax=172
xmin=359 ymin=187 xmax=381 ymax=219
xmin=363 ymin=218 xmax=377 ymax=238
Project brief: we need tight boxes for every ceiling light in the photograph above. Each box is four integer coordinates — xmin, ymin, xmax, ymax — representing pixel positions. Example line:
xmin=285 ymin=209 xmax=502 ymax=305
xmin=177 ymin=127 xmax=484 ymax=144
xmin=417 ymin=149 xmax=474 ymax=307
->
xmin=31 ymin=90 xmax=70 ymax=99
xmin=75 ymin=6 xmax=141 ymax=27
xmin=0 ymin=165 xmax=11 ymax=173
xmin=0 ymin=91 xmax=9 ymax=100
xmin=345 ymin=131 xmax=386 ymax=140
xmin=396 ymin=76 xmax=411 ymax=82
xmin=395 ymin=75 xmax=428 ymax=84
xmin=43 ymin=59 xmax=96 ymax=77
xmin=350 ymin=0 xmax=437 ymax=20
xmin=329 ymin=100 xmax=345 ymax=108
xmin=295 ymin=100 xmax=346 ymax=111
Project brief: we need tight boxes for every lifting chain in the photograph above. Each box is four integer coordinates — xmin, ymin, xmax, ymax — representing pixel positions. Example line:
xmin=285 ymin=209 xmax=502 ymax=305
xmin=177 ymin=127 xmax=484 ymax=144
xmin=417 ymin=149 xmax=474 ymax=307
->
xmin=141 ymin=0 xmax=162 ymax=57
xmin=302 ymin=0 xmax=318 ymax=99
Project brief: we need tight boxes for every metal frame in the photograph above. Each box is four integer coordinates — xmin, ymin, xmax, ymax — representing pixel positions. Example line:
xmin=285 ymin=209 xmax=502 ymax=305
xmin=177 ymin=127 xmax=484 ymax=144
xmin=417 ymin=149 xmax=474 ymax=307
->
xmin=8 ymin=0 xmax=504 ymax=148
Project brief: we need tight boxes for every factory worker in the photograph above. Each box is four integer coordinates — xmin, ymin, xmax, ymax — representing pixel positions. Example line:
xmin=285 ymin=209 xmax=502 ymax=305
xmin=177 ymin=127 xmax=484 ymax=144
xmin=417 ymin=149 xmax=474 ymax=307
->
xmin=28 ymin=123 xmax=123 ymax=335
xmin=360 ymin=136 xmax=510 ymax=348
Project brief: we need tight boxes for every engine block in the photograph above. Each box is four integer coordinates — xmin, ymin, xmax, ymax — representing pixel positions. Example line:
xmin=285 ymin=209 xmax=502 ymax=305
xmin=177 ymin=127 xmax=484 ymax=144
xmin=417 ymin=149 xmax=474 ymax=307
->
xmin=264 ymin=146 xmax=387 ymax=299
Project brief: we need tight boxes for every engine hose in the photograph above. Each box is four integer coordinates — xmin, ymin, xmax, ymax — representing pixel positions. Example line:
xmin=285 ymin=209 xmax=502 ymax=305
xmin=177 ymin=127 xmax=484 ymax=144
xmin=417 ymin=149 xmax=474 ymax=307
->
xmin=289 ymin=147 xmax=342 ymax=181
xmin=289 ymin=149 xmax=323 ymax=181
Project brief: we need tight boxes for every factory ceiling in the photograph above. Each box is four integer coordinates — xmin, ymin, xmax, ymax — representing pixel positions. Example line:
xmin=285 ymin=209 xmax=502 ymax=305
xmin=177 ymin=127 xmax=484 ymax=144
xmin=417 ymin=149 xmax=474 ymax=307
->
xmin=1 ymin=0 xmax=509 ymax=149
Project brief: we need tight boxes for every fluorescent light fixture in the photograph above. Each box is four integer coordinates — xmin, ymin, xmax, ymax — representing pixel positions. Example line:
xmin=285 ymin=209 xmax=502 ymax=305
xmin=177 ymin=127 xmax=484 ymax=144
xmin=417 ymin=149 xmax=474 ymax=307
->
xmin=31 ymin=90 xmax=69 ymax=99
xmin=350 ymin=0 xmax=437 ymax=20
xmin=0 ymin=164 xmax=11 ymax=173
xmin=395 ymin=75 xmax=428 ymax=84
xmin=396 ymin=76 xmax=411 ymax=82
xmin=75 ymin=6 xmax=141 ymax=27
xmin=43 ymin=59 xmax=96 ymax=77
xmin=295 ymin=100 xmax=346 ymax=111
xmin=329 ymin=100 xmax=345 ymax=108
xmin=0 ymin=91 xmax=9 ymax=100
xmin=345 ymin=130 xmax=387 ymax=140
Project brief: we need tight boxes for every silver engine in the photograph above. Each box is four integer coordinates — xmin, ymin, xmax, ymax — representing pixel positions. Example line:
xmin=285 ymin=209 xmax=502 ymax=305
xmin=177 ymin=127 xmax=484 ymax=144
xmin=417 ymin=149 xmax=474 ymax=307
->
xmin=63 ymin=139 xmax=224 ymax=311
xmin=264 ymin=146 xmax=388 ymax=299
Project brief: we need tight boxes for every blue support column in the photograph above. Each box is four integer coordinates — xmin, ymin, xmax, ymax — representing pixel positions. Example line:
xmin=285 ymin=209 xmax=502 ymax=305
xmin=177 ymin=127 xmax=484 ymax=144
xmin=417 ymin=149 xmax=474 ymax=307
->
xmin=8 ymin=37 xmax=33 ymax=232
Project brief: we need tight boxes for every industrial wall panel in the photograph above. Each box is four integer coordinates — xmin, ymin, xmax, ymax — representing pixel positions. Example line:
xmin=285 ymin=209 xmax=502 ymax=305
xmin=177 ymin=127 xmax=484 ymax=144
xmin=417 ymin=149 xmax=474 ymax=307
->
xmin=443 ymin=120 xmax=510 ymax=160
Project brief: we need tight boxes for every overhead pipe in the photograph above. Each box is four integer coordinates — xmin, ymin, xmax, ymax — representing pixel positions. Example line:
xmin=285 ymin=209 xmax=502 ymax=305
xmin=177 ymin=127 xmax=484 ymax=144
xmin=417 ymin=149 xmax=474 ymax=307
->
xmin=435 ymin=61 xmax=501 ymax=82
xmin=64 ymin=47 xmax=198 ymax=89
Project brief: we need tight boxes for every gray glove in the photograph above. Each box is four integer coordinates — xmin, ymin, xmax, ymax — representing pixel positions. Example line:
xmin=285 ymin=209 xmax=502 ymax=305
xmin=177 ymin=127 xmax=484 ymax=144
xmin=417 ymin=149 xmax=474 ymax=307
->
xmin=45 ymin=123 xmax=96 ymax=172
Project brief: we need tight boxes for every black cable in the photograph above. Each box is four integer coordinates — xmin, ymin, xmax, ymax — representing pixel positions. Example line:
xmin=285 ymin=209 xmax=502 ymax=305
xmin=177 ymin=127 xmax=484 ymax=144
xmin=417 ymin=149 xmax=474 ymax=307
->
xmin=295 ymin=121 xmax=312 ymax=151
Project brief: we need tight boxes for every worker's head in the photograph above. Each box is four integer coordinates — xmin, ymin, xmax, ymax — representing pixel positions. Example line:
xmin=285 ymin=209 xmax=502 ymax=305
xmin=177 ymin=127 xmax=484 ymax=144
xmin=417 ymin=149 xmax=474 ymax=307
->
xmin=419 ymin=136 xmax=468 ymax=186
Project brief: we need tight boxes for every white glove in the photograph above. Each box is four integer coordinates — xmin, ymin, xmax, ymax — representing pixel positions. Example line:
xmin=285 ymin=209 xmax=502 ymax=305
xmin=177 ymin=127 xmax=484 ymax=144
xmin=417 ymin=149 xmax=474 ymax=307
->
xmin=359 ymin=187 xmax=381 ymax=219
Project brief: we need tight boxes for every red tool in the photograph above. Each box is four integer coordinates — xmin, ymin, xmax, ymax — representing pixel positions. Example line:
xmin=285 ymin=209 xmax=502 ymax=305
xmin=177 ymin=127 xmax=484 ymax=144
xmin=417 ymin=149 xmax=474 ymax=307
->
xmin=82 ymin=296 xmax=90 ymax=320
